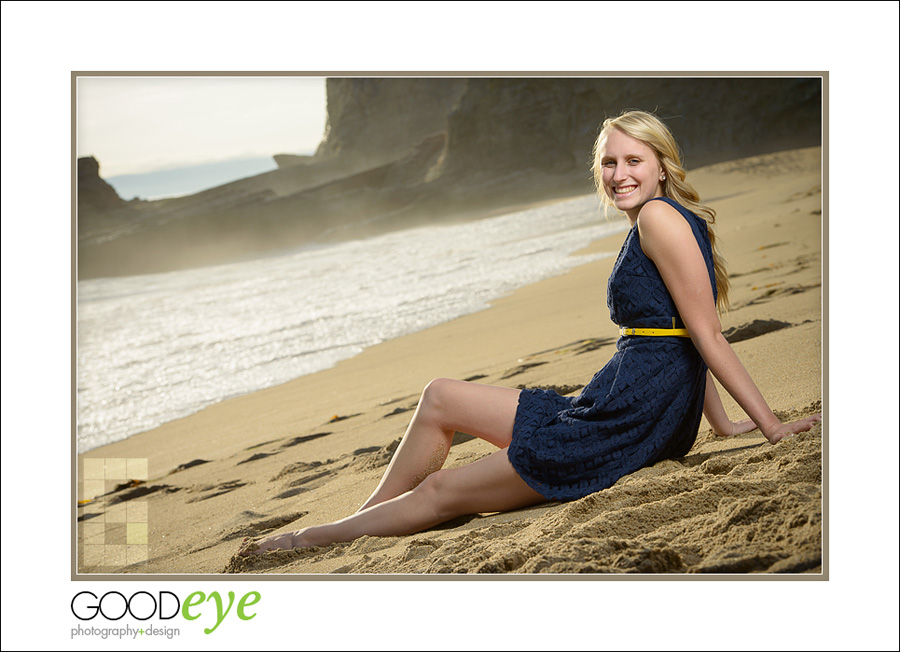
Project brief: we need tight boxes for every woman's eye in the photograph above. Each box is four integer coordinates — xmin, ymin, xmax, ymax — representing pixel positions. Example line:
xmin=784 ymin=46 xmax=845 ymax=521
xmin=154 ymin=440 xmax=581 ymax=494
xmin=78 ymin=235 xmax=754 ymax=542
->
xmin=628 ymin=158 xmax=640 ymax=165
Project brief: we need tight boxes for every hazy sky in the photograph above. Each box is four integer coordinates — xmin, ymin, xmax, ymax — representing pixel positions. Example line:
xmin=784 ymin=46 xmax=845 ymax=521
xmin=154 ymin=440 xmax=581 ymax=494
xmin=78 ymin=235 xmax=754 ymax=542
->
xmin=76 ymin=76 xmax=328 ymax=177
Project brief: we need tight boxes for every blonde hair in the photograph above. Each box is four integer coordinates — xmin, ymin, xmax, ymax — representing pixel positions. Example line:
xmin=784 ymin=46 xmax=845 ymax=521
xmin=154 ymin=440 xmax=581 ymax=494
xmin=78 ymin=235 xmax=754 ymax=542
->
xmin=591 ymin=110 xmax=730 ymax=312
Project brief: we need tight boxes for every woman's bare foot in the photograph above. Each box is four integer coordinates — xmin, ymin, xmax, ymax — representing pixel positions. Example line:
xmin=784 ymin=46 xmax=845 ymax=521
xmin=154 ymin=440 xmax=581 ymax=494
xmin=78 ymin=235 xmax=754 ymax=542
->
xmin=764 ymin=413 xmax=822 ymax=444
xmin=713 ymin=418 xmax=758 ymax=438
xmin=239 ymin=528 xmax=311 ymax=556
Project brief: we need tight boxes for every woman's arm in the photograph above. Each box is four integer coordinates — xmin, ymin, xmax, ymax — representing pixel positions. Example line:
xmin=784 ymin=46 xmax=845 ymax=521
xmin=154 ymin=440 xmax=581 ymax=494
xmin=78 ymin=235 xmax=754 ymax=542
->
xmin=637 ymin=201 xmax=821 ymax=443
xmin=703 ymin=371 xmax=758 ymax=437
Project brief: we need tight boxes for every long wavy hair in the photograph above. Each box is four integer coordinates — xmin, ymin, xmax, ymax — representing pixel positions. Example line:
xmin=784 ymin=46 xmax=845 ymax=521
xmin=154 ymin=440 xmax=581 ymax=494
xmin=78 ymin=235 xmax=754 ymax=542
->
xmin=591 ymin=110 xmax=730 ymax=312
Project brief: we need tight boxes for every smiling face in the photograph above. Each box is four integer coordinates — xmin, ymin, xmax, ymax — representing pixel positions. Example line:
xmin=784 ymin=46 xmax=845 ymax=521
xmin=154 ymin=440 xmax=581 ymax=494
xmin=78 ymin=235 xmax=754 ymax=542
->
xmin=598 ymin=127 xmax=665 ymax=223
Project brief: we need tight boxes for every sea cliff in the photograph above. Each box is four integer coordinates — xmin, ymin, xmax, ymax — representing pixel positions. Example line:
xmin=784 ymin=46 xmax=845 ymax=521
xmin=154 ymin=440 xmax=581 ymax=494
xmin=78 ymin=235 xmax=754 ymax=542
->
xmin=77 ymin=77 xmax=821 ymax=278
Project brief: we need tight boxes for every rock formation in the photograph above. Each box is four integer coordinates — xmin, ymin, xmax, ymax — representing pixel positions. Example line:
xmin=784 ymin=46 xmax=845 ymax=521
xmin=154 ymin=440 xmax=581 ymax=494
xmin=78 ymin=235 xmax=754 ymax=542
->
xmin=78 ymin=76 xmax=822 ymax=279
xmin=77 ymin=156 xmax=126 ymax=214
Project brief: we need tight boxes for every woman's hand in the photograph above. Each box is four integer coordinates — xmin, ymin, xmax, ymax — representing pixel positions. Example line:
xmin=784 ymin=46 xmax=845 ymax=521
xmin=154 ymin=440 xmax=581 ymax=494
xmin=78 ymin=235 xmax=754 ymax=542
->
xmin=713 ymin=418 xmax=758 ymax=438
xmin=761 ymin=414 xmax=822 ymax=444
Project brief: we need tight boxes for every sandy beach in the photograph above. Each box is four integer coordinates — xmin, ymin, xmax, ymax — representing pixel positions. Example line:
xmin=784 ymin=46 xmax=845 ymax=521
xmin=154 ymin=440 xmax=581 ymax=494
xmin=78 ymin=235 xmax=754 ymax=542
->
xmin=76 ymin=146 xmax=824 ymax=576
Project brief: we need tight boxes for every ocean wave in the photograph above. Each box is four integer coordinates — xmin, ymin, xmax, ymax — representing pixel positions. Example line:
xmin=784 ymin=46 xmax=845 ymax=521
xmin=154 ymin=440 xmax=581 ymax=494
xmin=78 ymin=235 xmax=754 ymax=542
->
xmin=76 ymin=194 xmax=626 ymax=452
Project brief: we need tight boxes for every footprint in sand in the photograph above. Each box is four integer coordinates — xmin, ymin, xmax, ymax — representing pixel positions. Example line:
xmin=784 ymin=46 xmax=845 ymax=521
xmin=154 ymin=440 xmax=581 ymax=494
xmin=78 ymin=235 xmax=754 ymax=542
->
xmin=272 ymin=460 xmax=339 ymax=499
xmin=169 ymin=459 xmax=210 ymax=473
xmin=105 ymin=483 xmax=179 ymax=504
xmin=220 ymin=510 xmax=307 ymax=541
xmin=237 ymin=452 xmax=276 ymax=465
xmin=274 ymin=471 xmax=334 ymax=499
xmin=500 ymin=362 xmax=548 ymax=379
xmin=722 ymin=319 xmax=793 ymax=344
xmin=185 ymin=479 xmax=248 ymax=503
xmin=280 ymin=432 xmax=331 ymax=448
xmin=382 ymin=404 xmax=416 ymax=419
xmin=350 ymin=438 xmax=401 ymax=471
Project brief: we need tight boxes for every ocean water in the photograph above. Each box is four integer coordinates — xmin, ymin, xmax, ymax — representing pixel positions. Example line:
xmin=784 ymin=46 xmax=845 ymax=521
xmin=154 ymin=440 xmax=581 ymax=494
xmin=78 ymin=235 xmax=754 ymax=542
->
xmin=105 ymin=156 xmax=281 ymax=200
xmin=76 ymin=194 xmax=627 ymax=453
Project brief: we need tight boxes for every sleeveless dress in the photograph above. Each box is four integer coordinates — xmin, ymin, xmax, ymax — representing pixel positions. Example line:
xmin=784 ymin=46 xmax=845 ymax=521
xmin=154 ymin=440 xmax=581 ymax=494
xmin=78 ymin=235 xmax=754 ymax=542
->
xmin=507 ymin=197 xmax=717 ymax=501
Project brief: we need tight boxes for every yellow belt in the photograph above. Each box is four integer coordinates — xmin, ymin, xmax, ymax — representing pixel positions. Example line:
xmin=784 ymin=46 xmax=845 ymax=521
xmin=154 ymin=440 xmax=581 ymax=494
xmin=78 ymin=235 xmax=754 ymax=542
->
xmin=619 ymin=326 xmax=690 ymax=337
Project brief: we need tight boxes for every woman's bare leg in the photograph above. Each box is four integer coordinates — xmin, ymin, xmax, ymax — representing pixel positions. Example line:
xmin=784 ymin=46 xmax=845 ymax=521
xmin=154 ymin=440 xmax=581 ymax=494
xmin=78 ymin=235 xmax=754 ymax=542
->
xmin=357 ymin=378 xmax=521 ymax=512
xmin=248 ymin=447 xmax=545 ymax=553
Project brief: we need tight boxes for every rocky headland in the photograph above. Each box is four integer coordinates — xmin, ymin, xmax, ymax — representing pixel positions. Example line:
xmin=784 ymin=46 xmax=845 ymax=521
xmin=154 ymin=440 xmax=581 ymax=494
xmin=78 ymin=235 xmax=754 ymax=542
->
xmin=77 ymin=77 xmax=822 ymax=279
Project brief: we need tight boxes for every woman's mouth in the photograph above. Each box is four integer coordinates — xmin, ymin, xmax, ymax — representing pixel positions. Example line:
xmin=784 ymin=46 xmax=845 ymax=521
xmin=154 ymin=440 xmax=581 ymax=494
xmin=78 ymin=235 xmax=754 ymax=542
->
xmin=614 ymin=185 xmax=637 ymax=196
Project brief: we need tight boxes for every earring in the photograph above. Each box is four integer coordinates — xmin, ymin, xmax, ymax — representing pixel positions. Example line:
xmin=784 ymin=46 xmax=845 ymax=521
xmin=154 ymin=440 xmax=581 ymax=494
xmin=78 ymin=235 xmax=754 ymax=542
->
xmin=660 ymin=173 xmax=666 ymax=181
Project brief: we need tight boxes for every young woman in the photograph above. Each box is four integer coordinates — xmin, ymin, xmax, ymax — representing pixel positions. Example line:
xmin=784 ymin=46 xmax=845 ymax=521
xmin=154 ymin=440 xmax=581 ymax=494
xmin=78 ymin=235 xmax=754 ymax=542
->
xmin=242 ymin=110 xmax=821 ymax=555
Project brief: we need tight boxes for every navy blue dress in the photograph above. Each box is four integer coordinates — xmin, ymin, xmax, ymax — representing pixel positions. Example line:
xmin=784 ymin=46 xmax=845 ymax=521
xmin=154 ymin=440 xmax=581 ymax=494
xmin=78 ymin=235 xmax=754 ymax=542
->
xmin=507 ymin=197 xmax=717 ymax=501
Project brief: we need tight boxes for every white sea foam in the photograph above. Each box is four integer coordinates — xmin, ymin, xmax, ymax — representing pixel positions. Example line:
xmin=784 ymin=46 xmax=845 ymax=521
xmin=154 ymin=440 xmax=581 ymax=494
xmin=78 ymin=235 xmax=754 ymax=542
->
xmin=76 ymin=194 xmax=627 ymax=452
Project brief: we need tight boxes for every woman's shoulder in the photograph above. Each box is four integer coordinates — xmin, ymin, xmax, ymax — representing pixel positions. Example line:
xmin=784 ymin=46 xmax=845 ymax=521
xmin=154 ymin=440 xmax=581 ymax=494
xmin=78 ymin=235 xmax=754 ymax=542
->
xmin=638 ymin=197 xmax=704 ymax=232
xmin=636 ymin=198 xmax=698 ymax=259
xmin=642 ymin=196 xmax=691 ymax=217
xmin=637 ymin=197 xmax=689 ymax=229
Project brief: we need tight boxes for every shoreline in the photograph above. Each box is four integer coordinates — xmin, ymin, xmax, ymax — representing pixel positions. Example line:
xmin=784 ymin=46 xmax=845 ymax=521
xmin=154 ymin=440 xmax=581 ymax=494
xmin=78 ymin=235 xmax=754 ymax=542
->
xmin=75 ymin=191 xmax=619 ymax=455
xmin=76 ymin=146 xmax=824 ymax=575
